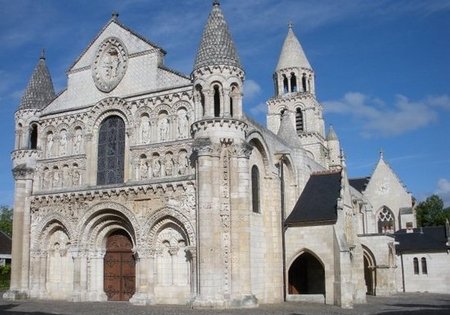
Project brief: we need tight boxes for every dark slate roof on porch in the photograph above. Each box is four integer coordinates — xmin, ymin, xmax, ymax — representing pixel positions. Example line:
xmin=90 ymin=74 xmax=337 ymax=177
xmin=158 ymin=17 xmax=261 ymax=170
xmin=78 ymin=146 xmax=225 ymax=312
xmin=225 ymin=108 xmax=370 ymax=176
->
xmin=0 ymin=231 xmax=11 ymax=254
xmin=394 ymin=226 xmax=449 ymax=253
xmin=349 ymin=177 xmax=370 ymax=193
xmin=285 ymin=171 xmax=341 ymax=227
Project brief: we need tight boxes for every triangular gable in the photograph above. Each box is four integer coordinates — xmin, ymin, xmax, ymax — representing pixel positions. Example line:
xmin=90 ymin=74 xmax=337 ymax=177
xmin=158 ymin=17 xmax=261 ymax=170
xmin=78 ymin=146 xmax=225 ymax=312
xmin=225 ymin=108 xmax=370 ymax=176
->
xmin=69 ymin=18 xmax=165 ymax=72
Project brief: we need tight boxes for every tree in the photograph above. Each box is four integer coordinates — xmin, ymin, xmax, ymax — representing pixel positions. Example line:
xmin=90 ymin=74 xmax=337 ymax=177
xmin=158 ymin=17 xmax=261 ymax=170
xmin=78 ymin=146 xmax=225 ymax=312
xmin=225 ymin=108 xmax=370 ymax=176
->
xmin=415 ymin=195 xmax=450 ymax=227
xmin=0 ymin=206 xmax=13 ymax=237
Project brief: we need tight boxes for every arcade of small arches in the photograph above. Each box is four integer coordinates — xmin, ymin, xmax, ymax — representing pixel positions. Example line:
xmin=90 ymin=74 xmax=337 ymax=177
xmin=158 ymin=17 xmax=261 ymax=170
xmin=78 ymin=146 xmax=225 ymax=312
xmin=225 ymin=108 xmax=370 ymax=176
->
xmin=274 ymin=69 xmax=314 ymax=96
xmin=29 ymin=205 xmax=196 ymax=302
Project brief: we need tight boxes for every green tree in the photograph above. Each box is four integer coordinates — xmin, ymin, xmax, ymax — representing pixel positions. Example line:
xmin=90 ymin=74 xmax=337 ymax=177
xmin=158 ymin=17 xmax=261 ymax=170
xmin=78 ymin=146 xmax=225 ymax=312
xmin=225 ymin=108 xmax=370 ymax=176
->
xmin=0 ymin=206 xmax=13 ymax=237
xmin=416 ymin=195 xmax=450 ymax=227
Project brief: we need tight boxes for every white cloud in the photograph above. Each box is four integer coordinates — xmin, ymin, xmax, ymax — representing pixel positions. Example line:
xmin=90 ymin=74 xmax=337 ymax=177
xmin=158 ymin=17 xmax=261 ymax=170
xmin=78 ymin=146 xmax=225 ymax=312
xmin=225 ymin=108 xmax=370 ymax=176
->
xmin=323 ymin=93 xmax=449 ymax=137
xmin=244 ymin=80 xmax=262 ymax=100
xmin=436 ymin=178 xmax=450 ymax=207
xmin=249 ymin=102 xmax=267 ymax=116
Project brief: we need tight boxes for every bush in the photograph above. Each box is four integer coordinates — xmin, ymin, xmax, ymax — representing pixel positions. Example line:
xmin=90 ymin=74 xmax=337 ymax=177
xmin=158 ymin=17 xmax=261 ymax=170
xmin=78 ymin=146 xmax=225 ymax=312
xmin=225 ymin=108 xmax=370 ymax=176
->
xmin=0 ymin=265 xmax=11 ymax=289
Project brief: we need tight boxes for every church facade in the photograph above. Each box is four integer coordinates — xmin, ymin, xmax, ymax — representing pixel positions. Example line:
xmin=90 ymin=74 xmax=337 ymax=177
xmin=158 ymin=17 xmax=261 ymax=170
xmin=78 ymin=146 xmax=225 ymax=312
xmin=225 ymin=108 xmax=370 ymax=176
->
xmin=6 ymin=1 xmax=446 ymax=309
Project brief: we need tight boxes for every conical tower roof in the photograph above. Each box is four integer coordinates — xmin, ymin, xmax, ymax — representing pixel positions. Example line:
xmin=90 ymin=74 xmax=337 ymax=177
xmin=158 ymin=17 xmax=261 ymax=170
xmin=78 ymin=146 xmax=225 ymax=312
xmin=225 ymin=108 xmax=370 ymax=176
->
xmin=326 ymin=125 xmax=339 ymax=141
xmin=194 ymin=1 xmax=241 ymax=71
xmin=276 ymin=23 xmax=311 ymax=71
xmin=19 ymin=51 xmax=56 ymax=110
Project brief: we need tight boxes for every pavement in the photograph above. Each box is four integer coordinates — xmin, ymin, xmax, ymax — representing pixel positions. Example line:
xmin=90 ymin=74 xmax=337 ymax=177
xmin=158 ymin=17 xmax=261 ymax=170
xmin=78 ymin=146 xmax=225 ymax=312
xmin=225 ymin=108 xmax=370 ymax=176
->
xmin=0 ymin=293 xmax=449 ymax=315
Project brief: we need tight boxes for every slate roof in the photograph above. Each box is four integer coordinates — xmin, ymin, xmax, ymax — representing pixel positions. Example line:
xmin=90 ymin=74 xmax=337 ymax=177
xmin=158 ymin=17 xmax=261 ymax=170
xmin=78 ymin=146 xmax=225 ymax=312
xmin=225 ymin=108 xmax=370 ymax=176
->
xmin=285 ymin=171 xmax=341 ymax=226
xmin=349 ymin=177 xmax=370 ymax=193
xmin=19 ymin=53 xmax=56 ymax=110
xmin=0 ymin=231 xmax=11 ymax=255
xmin=395 ymin=226 xmax=449 ymax=253
xmin=194 ymin=1 xmax=241 ymax=71
xmin=276 ymin=24 xmax=311 ymax=71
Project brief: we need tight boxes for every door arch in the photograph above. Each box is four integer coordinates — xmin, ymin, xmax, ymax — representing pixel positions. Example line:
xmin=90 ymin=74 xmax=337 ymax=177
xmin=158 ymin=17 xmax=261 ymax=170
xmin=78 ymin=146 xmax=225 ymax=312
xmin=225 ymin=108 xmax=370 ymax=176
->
xmin=363 ymin=246 xmax=377 ymax=295
xmin=288 ymin=251 xmax=325 ymax=295
xmin=104 ymin=230 xmax=136 ymax=301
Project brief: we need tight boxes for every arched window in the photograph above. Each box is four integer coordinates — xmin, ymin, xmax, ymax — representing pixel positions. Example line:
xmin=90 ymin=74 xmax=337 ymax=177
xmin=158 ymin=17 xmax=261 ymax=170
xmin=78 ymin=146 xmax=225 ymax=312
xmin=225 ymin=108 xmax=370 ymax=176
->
xmin=251 ymin=165 xmax=260 ymax=213
xmin=213 ymin=85 xmax=221 ymax=117
xmin=195 ymin=85 xmax=205 ymax=117
xmin=280 ymin=108 xmax=286 ymax=123
xmin=29 ymin=123 xmax=38 ymax=149
xmin=413 ymin=257 xmax=419 ymax=275
xmin=421 ymin=257 xmax=427 ymax=275
xmin=302 ymin=74 xmax=307 ymax=92
xmin=273 ymin=74 xmax=279 ymax=96
xmin=295 ymin=108 xmax=304 ymax=134
xmin=290 ymin=73 xmax=297 ymax=92
xmin=377 ymin=207 xmax=395 ymax=234
xmin=97 ymin=115 xmax=125 ymax=185
xmin=283 ymin=75 xmax=289 ymax=93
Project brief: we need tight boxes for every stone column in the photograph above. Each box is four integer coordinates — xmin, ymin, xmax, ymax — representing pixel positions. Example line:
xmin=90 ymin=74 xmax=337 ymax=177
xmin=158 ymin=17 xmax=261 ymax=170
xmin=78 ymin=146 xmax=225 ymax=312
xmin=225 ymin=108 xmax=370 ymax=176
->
xmin=223 ymin=88 xmax=230 ymax=117
xmin=4 ymin=166 xmax=34 ymax=300
xmin=229 ymin=142 xmax=257 ymax=307
xmin=130 ymin=248 xmax=155 ymax=305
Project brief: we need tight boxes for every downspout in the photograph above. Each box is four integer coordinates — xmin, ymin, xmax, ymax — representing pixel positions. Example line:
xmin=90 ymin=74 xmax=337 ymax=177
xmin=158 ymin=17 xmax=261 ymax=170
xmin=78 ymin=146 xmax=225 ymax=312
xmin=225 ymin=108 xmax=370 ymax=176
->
xmin=280 ymin=155 xmax=287 ymax=301
xmin=400 ymin=252 xmax=405 ymax=292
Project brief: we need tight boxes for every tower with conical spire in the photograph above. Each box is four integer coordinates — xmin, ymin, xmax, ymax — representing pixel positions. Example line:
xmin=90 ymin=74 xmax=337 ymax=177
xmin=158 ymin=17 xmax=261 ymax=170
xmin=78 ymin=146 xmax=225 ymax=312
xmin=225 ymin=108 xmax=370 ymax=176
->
xmin=267 ymin=23 xmax=328 ymax=167
xmin=191 ymin=0 xmax=257 ymax=308
xmin=7 ymin=51 xmax=55 ymax=300
xmin=327 ymin=125 xmax=342 ymax=169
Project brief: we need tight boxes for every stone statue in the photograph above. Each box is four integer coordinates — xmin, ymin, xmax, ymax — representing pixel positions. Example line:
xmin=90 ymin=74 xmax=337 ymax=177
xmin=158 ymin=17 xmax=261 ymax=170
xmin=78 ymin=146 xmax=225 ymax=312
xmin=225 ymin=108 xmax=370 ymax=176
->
xmin=140 ymin=116 xmax=150 ymax=143
xmin=72 ymin=166 xmax=81 ymax=187
xmin=165 ymin=155 xmax=174 ymax=176
xmin=43 ymin=169 xmax=51 ymax=189
xmin=53 ymin=169 xmax=61 ymax=188
xmin=177 ymin=111 xmax=188 ymax=139
xmin=59 ymin=130 xmax=68 ymax=156
xmin=178 ymin=152 xmax=189 ymax=175
xmin=139 ymin=159 xmax=149 ymax=180
xmin=159 ymin=117 xmax=169 ymax=142
xmin=46 ymin=133 xmax=54 ymax=158
xmin=73 ymin=128 xmax=82 ymax=154
xmin=62 ymin=166 xmax=71 ymax=188
xmin=152 ymin=157 xmax=161 ymax=178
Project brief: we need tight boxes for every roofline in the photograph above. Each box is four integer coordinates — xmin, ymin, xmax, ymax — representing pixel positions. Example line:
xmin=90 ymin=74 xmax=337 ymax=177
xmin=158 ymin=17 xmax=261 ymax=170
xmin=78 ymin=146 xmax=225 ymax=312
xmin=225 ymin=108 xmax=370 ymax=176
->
xmin=285 ymin=218 xmax=337 ymax=228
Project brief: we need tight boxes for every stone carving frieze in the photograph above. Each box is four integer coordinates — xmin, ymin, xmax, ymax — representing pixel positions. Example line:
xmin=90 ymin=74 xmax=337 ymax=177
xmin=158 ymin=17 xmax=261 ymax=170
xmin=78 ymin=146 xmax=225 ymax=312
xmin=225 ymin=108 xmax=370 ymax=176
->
xmin=92 ymin=37 xmax=128 ymax=92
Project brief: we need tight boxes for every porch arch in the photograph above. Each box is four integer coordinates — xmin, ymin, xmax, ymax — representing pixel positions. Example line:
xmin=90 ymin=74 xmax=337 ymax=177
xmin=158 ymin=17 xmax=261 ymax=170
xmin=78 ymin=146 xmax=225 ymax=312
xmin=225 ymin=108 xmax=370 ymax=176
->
xmin=288 ymin=250 xmax=325 ymax=295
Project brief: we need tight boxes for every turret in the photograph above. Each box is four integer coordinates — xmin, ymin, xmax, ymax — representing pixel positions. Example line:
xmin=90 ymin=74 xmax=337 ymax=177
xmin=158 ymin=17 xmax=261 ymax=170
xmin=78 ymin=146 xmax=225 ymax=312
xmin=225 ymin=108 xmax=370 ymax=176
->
xmin=327 ymin=125 xmax=341 ymax=169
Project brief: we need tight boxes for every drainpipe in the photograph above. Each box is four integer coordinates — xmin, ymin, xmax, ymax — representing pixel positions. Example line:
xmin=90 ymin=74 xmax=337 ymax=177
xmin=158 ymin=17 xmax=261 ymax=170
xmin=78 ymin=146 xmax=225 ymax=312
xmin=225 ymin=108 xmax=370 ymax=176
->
xmin=279 ymin=155 xmax=287 ymax=301
xmin=400 ymin=252 xmax=405 ymax=292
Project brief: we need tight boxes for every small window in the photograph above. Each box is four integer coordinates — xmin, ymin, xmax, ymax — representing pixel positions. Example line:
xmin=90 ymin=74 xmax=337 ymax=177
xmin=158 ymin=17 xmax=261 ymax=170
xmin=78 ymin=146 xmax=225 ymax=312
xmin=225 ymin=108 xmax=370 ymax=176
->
xmin=413 ymin=257 xmax=419 ymax=275
xmin=302 ymin=74 xmax=307 ymax=92
xmin=295 ymin=108 xmax=303 ymax=134
xmin=283 ymin=75 xmax=289 ymax=93
xmin=29 ymin=123 xmax=38 ymax=149
xmin=421 ymin=257 xmax=427 ymax=275
xmin=251 ymin=165 xmax=260 ymax=213
xmin=214 ymin=85 xmax=221 ymax=117
xmin=290 ymin=73 xmax=297 ymax=92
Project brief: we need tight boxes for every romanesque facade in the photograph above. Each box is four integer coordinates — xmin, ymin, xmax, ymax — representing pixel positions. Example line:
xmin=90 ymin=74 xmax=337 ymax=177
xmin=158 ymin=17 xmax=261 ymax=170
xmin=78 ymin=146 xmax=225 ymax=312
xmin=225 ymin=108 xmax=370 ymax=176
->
xmin=7 ymin=1 xmax=445 ymax=309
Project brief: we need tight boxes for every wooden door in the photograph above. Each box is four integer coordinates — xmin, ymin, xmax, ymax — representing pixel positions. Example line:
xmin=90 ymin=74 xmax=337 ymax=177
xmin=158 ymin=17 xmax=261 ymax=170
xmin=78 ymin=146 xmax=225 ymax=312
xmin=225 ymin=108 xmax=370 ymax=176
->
xmin=104 ymin=231 xmax=135 ymax=301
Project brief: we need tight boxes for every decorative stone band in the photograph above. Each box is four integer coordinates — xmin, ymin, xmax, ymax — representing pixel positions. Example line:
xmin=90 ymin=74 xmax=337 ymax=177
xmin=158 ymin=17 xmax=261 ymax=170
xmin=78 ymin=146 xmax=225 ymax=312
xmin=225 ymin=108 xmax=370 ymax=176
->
xmin=11 ymin=149 xmax=41 ymax=161
xmin=12 ymin=164 xmax=35 ymax=180
xmin=191 ymin=118 xmax=247 ymax=134
xmin=267 ymin=91 xmax=316 ymax=105
xmin=191 ymin=65 xmax=244 ymax=81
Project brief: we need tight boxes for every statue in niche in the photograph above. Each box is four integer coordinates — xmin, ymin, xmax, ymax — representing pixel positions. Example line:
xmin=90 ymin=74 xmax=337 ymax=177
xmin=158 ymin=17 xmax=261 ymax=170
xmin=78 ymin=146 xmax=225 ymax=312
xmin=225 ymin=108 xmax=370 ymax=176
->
xmin=62 ymin=166 xmax=71 ymax=188
xmin=152 ymin=157 xmax=161 ymax=178
xmin=46 ymin=133 xmax=54 ymax=158
xmin=164 ymin=154 xmax=174 ymax=176
xmin=59 ymin=130 xmax=68 ymax=156
xmin=53 ymin=170 xmax=61 ymax=188
xmin=72 ymin=165 xmax=80 ymax=186
xmin=140 ymin=116 xmax=150 ymax=143
xmin=177 ymin=111 xmax=189 ymax=139
xmin=159 ymin=117 xmax=169 ymax=142
xmin=73 ymin=128 xmax=82 ymax=154
xmin=43 ymin=169 xmax=51 ymax=189
xmin=102 ymin=47 xmax=120 ymax=80
xmin=139 ymin=159 xmax=149 ymax=180
xmin=178 ymin=151 xmax=189 ymax=175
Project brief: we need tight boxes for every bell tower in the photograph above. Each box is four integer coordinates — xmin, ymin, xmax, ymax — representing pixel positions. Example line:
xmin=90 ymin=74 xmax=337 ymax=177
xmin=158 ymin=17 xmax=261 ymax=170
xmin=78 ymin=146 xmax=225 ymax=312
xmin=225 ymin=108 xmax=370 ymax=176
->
xmin=190 ymin=0 xmax=257 ymax=308
xmin=267 ymin=23 xmax=328 ymax=166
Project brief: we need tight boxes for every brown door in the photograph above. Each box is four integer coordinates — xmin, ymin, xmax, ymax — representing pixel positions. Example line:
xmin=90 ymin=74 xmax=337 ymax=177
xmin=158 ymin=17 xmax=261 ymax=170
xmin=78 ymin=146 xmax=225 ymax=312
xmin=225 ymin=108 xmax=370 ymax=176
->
xmin=104 ymin=231 xmax=135 ymax=301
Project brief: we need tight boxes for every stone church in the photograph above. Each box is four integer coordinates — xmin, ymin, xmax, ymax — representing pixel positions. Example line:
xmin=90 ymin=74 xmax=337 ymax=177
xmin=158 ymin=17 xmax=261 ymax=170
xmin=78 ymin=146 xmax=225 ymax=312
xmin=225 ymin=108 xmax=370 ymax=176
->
xmin=8 ymin=0 xmax=442 ymax=309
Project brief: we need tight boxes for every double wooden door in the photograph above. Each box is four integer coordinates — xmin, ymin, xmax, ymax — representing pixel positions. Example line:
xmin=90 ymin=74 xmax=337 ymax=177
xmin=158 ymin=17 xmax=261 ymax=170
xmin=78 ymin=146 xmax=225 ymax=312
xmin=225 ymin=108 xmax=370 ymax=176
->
xmin=104 ymin=231 xmax=136 ymax=301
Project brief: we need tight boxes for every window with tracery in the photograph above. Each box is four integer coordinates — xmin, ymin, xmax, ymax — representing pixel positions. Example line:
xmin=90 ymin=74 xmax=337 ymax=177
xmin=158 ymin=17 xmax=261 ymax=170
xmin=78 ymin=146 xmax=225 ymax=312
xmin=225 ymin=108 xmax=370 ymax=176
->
xmin=251 ymin=165 xmax=260 ymax=213
xmin=97 ymin=115 xmax=125 ymax=185
xmin=377 ymin=207 xmax=395 ymax=234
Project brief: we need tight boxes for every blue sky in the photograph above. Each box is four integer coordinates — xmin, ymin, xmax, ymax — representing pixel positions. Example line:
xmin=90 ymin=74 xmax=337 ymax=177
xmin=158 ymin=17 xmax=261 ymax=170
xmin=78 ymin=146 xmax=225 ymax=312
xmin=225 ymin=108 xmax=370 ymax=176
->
xmin=0 ymin=0 xmax=449 ymax=207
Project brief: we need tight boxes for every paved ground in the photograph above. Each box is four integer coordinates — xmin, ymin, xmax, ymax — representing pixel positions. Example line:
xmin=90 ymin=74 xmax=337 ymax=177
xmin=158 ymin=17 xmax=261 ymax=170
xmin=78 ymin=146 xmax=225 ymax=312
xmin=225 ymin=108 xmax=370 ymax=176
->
xmin=0 ymin=293 xmax=449 ymax=315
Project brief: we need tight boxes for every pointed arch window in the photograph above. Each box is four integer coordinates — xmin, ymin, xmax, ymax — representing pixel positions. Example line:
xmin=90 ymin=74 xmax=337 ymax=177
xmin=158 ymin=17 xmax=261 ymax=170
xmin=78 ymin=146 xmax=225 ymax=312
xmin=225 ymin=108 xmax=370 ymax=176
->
xmin=29 ymin=123 xmax=38 ymax=150
xmin=413 ymin=257 xmax=419 ymax=275
xmin=213 ymin=85 xmax=221 ymax=117
xmin=251 ymin=165 xmax=260 ymax=213
xmin=295 ymin=108 xmax=304 ymax=134
xmin=97 ymin=115 xmax=125 ymax=185
xmin=290 ymin=73 xmax=297 ymax=92
xmin=377 ymin=207 xmax=395 ymax=234
xmin=421 ymin=257 xmax=427 ymax=275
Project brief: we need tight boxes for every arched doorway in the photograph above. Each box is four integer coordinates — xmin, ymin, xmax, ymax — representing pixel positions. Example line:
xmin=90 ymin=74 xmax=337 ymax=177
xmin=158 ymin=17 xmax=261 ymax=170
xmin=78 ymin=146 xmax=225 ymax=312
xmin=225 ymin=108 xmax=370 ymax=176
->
xmin=104 ymin=230 xmax=135 ymax=301
xmin=363 ymin=246 xmax=377 ymax=295
xmin=288 ymin=252 xmax=325 ymax=295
